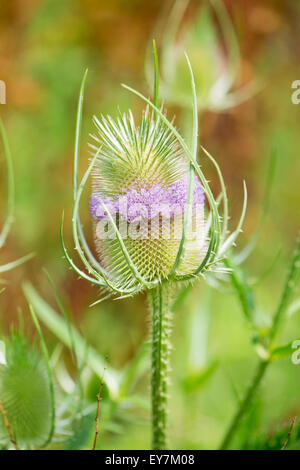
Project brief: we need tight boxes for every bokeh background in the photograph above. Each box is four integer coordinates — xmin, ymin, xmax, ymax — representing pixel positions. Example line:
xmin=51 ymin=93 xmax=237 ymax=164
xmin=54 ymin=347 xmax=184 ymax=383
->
xmin=0 ymin=0 xmax=300 ymax=449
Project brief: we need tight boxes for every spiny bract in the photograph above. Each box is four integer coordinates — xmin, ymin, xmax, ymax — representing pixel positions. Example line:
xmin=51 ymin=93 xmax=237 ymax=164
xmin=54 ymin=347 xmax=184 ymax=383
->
xmin=89 ymin=108 xmax=207 ymax=290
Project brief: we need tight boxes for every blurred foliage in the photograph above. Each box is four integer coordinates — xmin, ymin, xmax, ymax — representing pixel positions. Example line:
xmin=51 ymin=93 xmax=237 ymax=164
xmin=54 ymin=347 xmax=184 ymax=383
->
xmin=0 ymin=0 xmax=300 ymax=450
xmin=0 ymin=333 xmax=52 ymax=449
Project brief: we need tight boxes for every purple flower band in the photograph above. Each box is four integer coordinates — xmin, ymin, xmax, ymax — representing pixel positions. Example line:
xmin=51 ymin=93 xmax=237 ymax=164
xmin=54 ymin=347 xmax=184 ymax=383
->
xmin=90 ymin=175 xmax=205 ymax=223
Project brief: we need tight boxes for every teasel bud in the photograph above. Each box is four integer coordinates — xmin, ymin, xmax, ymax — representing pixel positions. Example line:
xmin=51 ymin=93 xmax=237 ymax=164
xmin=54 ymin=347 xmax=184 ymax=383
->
xmin=146 ymin=0 xmax=258 ymax=112
xmin=0 ymin=334 xmax=53 ymax=449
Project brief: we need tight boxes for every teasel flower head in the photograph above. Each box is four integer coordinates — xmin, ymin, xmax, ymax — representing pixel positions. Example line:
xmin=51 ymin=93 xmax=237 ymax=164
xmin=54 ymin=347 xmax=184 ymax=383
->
xmin=62 ymin=47 xmax=247 ymax=300
xmin=88 ymin=108 xmax=208 ymax=290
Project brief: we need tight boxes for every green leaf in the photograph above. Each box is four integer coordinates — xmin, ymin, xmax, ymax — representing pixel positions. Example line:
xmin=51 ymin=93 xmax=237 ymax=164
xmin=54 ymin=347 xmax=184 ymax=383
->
xmin=28 ymin=304 xmax=55 ymax=448
xmin=123 ymin=394 xmax=151 ymax=412
xmin=270 ymin=337 xmax=300 ymax=361
xmin=65 ymin=413 xmax=94 ymax=450
xmin=224 ymin=256 xmax=256 ymax=325
xmin=119 ymin=342 xmax=149 ymax=396
xmin=181 ymin=361 xmax=217 ymax=393
xmin=287 ymin=297 xmax=300 ymax=317
xmin=172 ymin=284 xmax=192 ymax=311
xmin=22 ymin=281 xmax=121 ymax=399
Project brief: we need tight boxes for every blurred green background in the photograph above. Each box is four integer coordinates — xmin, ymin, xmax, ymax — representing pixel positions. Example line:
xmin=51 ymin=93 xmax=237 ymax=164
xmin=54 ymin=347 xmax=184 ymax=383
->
xmin=0 ymin=0 xmax=300 ymax=449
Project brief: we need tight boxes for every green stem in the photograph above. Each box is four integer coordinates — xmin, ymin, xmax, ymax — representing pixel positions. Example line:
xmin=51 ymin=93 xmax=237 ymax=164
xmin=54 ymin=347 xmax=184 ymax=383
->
xmin=220 ymin=359 xmax=269 ymax=450
xmin=220 ymin=234 xmax=300 ymax=449
xmin=149 ymin=282 xmax=173 ymax=450
xmin=269 ymin=233 xmax=300 ymax=346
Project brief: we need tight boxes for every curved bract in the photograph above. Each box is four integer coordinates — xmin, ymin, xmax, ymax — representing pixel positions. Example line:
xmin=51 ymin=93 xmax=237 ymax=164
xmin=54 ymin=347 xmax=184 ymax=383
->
xmin=0 ymin=121 xmax=34 ymax=277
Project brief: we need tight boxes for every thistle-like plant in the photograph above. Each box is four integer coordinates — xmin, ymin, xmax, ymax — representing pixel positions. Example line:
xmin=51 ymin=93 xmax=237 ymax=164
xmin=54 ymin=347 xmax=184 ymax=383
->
xmin=62 ymin=44 xmax=247 ymax=449
xmin=1 ymin=278 xmax=108 ymax=450
xmin=0 ymin=313 xmax=55 ymax=450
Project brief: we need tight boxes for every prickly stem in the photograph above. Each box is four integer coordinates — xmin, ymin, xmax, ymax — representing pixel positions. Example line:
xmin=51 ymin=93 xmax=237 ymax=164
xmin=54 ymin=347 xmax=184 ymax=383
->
xmin=149 ymin=282 xmax=173 ymax=450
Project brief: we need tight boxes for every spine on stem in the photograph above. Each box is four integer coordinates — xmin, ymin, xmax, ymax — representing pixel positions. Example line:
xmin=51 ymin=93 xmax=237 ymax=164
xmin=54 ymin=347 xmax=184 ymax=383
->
xmin=149 ymin=282 xmax=173 ymax=450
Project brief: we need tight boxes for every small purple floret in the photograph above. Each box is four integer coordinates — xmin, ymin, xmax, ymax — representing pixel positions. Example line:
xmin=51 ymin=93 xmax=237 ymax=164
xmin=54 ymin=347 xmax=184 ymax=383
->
xmin=89 ymin=175 xmax=205 ymax=223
